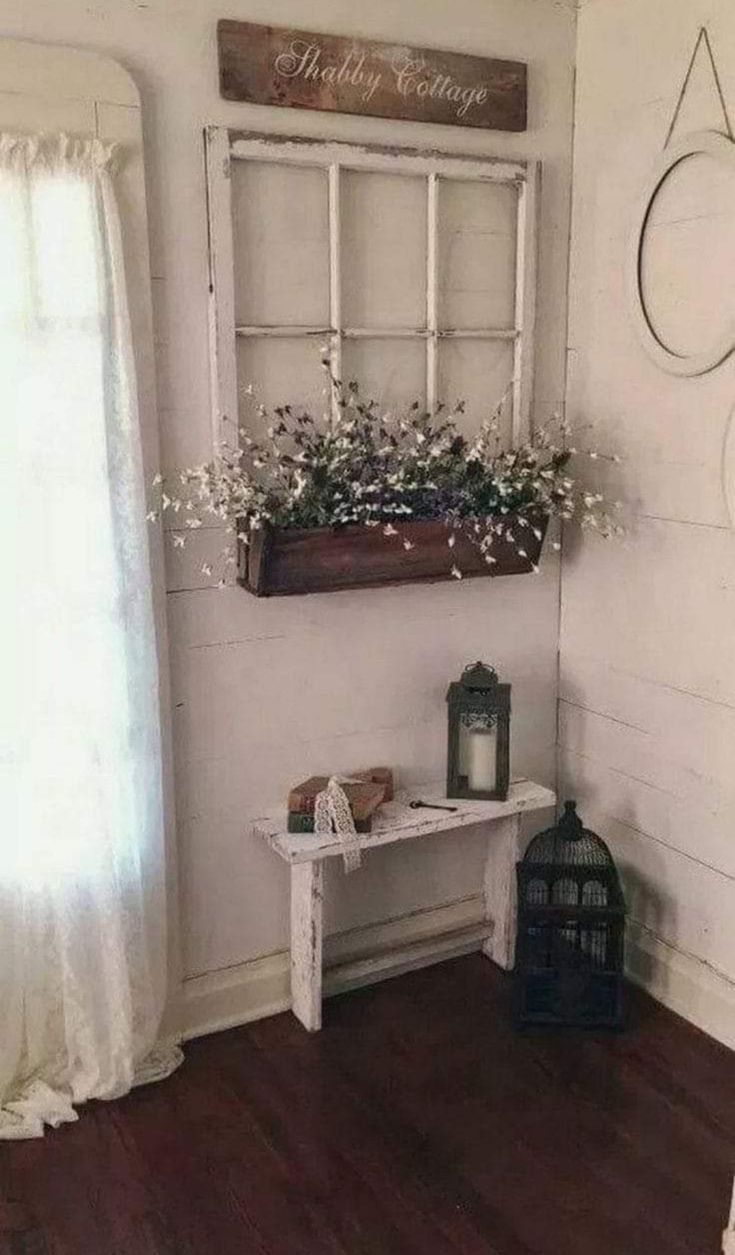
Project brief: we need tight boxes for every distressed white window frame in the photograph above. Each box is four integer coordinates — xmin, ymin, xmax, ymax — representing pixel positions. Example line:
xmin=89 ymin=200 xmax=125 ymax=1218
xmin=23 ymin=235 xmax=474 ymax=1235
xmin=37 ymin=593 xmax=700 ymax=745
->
xmin=205 ymin=127 xmax=539 ymax=451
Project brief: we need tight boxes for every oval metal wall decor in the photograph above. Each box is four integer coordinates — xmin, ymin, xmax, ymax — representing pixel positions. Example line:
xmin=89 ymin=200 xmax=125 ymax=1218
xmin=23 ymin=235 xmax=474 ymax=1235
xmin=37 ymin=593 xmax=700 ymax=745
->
xmin=628 ymin=130 xmax=735 ymax=377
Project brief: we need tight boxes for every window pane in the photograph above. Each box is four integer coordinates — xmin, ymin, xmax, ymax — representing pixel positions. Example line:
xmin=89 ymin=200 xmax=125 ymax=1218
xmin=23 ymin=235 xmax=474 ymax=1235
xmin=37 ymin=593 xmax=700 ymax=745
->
xmin=438 ymin=179 xmax=517 ymax=330
xmin=341 ymin=171 xmax=426 ymax=330
xmin=231 ymin=161 xmax=330 ymax=327
xmin=437 ymin=339 xmax=514 ymax=441
xmin=341 ymin=338 xmax=426 ymax=412
xmin=237 ymin=338 xmax=328 ymax=437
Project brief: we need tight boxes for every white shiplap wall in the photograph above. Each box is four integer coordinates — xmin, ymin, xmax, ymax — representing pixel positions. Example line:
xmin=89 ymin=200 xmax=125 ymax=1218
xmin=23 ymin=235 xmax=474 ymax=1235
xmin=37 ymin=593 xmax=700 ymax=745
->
xmin=563 ymin=0 xmax=735 ymax=1047
xmin=0 ymin=0 xmax=576 ymax=1035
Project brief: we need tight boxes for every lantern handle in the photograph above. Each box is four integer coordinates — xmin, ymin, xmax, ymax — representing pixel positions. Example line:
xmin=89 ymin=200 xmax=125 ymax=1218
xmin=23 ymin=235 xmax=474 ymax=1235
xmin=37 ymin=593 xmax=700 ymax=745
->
xmin=461 ymin=661 xmax=498 ymax=690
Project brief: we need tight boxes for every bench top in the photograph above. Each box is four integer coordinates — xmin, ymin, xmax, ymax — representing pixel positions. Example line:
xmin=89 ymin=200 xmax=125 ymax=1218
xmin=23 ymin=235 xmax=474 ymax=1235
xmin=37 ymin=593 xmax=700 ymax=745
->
xmin=253 ymin=778 xmax=556 ymax=865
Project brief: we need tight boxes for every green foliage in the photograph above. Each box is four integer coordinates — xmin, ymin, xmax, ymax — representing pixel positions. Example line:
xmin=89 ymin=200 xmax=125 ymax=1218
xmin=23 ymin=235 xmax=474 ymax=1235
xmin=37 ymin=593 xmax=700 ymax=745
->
xmin=150 ymin=361 xmax=621 ymax=581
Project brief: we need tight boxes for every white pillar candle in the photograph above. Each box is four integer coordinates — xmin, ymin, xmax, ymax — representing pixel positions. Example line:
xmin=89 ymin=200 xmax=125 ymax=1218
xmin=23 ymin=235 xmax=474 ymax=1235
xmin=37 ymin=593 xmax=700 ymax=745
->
xmin=467 ymin=726 xmax=497 ymax=791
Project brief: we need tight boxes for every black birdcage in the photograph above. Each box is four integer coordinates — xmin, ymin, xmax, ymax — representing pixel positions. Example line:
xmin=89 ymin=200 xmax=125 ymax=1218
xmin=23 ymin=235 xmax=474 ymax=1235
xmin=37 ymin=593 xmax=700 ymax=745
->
xmin=515 ymin=801 xmax=626 ymax=1028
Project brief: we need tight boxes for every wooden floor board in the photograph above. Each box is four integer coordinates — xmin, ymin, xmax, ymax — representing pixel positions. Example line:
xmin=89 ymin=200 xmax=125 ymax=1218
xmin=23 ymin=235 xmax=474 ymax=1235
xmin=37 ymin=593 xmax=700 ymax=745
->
xmin=0 ymin=956 xmax=733 ymax=1255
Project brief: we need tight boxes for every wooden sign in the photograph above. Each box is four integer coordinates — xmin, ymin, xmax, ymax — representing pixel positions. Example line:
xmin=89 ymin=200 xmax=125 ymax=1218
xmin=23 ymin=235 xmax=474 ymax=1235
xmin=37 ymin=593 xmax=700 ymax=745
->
xmin=217 ymin=20 xmax=527 ymax=132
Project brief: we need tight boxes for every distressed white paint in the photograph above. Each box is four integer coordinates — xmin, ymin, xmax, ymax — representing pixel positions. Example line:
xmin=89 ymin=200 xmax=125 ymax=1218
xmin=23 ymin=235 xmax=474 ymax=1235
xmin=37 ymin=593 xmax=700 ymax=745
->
xmin=482 ymin=813 xmax=524 ymax=968
xmin=328 ymin=161 xmax=342 ymax=405
xmin=208 ymin=131 xmax=538 ymax=440
xmin=259 ymin=780 xmax=552 ymax=1028
xmin=205 ymin=125 xmax=239 ymax=451
xmin=255 ymin=778 xmax=555 ymax=861
xmin=182 ymin=892 xmax=488 ymax=1038
xmin=426 ymin=171 xmax=439 ymax=410
xmin=563 ymin=0 xmax=735 ymax=1045
xmin=0 ymin=0 xmax=575 ymax=1027
xmin=290 ymin=860 xmax=324 ymax=1030
xmin=513 ymin=162 xmax=539 ymax=440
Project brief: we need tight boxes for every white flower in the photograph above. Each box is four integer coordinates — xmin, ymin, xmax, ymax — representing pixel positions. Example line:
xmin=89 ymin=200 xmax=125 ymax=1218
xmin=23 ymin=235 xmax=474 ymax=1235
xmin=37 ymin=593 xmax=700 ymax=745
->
xmin=172 ymin=534 xmax=186 ymax=549
xmin=403 ymin=539 xmax=415 ymax=551
xmin=450 ymin=564 xmax=463 ymax=580
xmin=448 ymin=533 xmax=456 ymax=548
xmin=383 ymin=524 xmax=398 ymax=536
xmin=201 ymin=563 xmax=213 ymax=577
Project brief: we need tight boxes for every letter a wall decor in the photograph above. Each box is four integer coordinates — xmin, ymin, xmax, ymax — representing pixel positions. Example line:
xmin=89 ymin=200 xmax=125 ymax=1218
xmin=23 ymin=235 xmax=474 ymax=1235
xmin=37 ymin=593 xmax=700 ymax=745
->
xmin=628 ymin=27 xmax=735 ymax=376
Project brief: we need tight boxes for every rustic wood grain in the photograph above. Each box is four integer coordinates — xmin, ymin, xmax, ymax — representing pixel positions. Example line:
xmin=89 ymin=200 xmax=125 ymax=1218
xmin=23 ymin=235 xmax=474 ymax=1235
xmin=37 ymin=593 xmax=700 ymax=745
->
xmin=1 ymin=956 xmax=733 ymax=1255
xmin=217 ymin=19 xmax=527 ymax=132
xmin=241 ymin=515 xmax=548 ymax=597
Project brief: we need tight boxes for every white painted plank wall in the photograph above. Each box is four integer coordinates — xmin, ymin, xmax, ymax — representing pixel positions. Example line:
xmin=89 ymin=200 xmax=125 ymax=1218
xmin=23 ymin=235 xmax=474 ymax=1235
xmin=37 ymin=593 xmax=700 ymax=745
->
xmin=0 ymin=0 xmax=576 ymax=1035
xmin=563 ymin=0 xmax=735 ymax=1046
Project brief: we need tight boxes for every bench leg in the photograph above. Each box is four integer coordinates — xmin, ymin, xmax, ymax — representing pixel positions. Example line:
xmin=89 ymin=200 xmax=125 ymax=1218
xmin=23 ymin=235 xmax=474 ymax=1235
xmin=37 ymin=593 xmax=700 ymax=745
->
xmin=290 ymin=861 xmax=323 ymax=1031
xmin=482 ymin=813 xmax=522 ymax=971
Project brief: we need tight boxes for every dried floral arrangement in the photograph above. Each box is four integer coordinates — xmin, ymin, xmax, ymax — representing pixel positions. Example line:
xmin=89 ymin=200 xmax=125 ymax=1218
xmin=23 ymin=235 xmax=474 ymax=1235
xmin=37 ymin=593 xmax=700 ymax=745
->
xmin=149 ymin=357 xmax=622 ymax=583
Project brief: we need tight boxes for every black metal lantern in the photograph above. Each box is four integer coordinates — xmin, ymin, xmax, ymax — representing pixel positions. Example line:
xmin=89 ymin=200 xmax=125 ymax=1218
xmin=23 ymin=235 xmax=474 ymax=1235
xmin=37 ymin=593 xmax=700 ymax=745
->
xmin=446 ymin=662 xmax=510 ymax=801
xmin=515 ymin=800 xmax=626 ymax=1028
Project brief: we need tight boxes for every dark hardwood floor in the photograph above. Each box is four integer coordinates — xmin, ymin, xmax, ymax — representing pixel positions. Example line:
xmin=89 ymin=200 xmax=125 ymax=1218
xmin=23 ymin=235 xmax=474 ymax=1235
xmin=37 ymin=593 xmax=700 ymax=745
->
xmin=1 ymin=955 xmax=733 ymax=1255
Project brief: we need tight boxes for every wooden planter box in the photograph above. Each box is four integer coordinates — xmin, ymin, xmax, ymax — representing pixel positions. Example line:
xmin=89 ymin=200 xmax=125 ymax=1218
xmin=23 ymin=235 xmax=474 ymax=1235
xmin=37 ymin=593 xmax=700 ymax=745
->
xmin=238 ymin=514 xmax=548 ymax=597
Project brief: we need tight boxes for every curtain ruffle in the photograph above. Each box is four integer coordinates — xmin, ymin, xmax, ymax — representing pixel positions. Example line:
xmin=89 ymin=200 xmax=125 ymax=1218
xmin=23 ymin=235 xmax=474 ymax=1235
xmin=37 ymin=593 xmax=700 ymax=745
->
xmin=0 ymin=131 xmax=120 ymax=175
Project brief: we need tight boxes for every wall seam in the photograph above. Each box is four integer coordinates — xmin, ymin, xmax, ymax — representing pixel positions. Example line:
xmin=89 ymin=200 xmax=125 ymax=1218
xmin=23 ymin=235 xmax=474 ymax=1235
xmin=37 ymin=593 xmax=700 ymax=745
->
xmin=555 ymin=19 xmax=579 ymax=816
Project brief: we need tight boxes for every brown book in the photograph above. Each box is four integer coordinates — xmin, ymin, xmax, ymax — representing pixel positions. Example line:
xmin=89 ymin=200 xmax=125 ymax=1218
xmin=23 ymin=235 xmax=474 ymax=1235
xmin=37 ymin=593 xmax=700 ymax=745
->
xmin=287 ymin=777 xmax=387 ymax=821
xmin=360 ymin=767 xmax=394 ymax=802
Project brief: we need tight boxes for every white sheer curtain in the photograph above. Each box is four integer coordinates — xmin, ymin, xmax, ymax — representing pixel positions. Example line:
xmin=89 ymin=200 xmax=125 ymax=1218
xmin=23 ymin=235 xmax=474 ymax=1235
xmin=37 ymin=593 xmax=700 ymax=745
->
xmin=0 ymin=133 xmax=180 ymax=1139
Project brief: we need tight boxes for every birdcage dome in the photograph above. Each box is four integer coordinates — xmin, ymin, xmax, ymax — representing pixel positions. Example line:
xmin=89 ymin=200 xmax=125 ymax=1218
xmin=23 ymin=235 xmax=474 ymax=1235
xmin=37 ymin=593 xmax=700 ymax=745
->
xmin=515 ymin=800 xmax=626 ymax=1028
xmin=522 ymin=800 xmax=616 ymax=870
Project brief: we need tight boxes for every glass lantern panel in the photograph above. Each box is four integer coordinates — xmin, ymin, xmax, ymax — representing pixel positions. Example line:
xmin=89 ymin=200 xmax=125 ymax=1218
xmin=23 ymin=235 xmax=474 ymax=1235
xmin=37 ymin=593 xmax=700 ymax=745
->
xmin=458 ymin=712 xmax=498 ymax=791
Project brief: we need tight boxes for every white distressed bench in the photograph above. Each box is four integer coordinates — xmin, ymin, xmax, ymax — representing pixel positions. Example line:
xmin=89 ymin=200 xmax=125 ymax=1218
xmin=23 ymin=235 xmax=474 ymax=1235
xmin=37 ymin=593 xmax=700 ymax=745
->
xmin=254 ymin=778 xmax=555 ymax=1031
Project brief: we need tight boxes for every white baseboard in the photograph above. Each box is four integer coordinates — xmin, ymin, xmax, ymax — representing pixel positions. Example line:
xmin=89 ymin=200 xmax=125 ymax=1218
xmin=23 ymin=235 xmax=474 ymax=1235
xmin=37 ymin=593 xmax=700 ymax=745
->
xmin=183 ymin=894 xmax=487 ymax=1041
xmin=626 ymin=920 xmax=735 ymax=1051
xmin=183 ymin=900 xmax=735 ymax=1052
